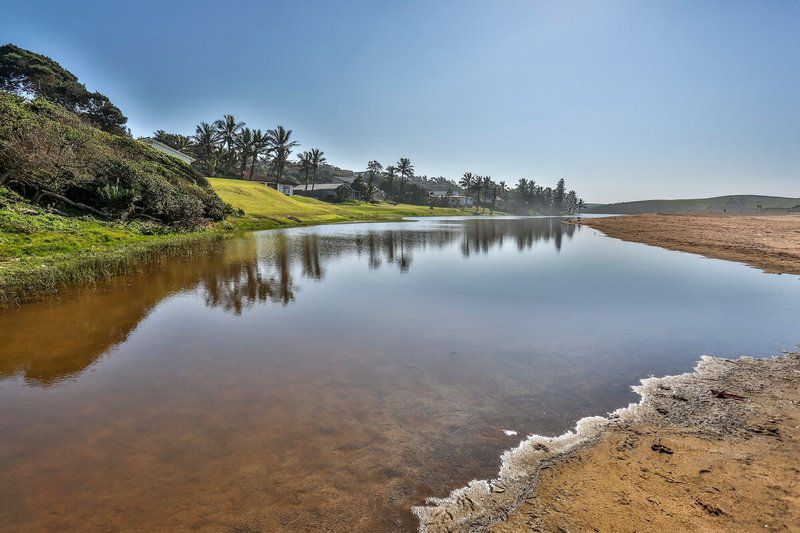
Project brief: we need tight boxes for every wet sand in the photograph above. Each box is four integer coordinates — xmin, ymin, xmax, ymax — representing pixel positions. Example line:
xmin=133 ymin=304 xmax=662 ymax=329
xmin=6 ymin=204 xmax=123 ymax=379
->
xmin=415 ymin=352 xmax=800 ymax=531
xmin=575 ymin=213 xmax=800 ymax=275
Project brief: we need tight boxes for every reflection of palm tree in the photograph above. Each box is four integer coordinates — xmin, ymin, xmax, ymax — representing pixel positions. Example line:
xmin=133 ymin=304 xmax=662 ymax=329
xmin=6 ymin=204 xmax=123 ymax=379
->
xmin=301 ymin=234 xmax=324 ymax=279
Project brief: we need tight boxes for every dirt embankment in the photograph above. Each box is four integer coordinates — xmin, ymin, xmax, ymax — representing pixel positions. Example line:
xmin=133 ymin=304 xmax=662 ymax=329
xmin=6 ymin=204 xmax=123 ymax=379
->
xmin=575 ymin=213 xmax=800 ymax=275
xmin=415 ymin=353 xmax=800 ymax=531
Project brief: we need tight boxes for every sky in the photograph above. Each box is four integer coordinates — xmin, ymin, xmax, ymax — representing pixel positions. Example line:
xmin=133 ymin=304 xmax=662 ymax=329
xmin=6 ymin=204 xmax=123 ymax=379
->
xmin=2 ymin=0 xmax=799 ymax=203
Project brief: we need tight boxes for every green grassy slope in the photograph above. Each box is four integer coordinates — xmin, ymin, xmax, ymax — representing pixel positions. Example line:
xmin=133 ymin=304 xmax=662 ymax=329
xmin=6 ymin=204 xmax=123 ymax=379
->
xmin=588 ymin=195 xmax=800 ymax=214
xmin=208 ymin=178 xmax=475 ymax=224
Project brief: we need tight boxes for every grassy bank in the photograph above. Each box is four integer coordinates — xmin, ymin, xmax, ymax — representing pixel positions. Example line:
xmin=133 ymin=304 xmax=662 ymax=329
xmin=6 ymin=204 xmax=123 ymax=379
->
xmin=0 ymin=180 xmax=482 ymax=306
xmin=208 ymin=178 xmax=477 ymax=226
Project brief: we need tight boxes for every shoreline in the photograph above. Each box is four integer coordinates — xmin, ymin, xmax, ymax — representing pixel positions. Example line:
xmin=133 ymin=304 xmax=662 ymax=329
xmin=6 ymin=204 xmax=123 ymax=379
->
xmin=416 ymin=213 xmax=800 ymax=531
xmin=0 ymin=206 xmax=489 ymax=308
xmin=573 ymin=213 xmax=800 ymax=275
xmin=414 ymin=351 xmax=800 ymax=531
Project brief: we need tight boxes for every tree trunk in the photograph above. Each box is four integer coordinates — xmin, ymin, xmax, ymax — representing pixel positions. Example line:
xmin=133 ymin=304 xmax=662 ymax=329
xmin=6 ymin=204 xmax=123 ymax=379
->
xmin=36 ymin=190 xmax=111 ymax=219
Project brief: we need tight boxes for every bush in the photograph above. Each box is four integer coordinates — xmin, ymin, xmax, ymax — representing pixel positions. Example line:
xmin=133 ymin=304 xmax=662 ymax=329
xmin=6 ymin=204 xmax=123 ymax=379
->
xmin=0 ymin=91 xmax=231 ymax=227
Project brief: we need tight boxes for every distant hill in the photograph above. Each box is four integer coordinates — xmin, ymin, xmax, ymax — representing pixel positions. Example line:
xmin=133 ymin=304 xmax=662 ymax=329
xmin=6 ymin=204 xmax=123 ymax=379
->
xmin=588 ymin=195 xmax=800 ymax=214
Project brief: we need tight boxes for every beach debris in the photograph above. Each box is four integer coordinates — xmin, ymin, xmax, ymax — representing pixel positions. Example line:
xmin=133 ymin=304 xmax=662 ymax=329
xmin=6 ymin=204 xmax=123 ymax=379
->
xmin=503 ymin=430 xmax=518 ymax=436
xmin=711 ymin=389 xmax=746 ymax=400
xmin=695 ymin=498 xmax=726 ymax=516
xmin=651 ymin=442 xmax=674 ymax=455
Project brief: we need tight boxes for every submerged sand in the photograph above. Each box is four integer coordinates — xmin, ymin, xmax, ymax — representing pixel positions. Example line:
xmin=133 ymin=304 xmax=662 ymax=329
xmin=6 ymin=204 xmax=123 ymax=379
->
xmin=415 ymin=352 xmax=800 ymax=531
xmin=575 ymin=213 xmax=800 ymax=275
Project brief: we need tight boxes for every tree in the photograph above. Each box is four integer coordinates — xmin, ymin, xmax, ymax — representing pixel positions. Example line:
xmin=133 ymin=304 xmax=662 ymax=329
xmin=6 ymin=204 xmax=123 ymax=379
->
xmin=309 ymin=148 xmax=326 ymax=191
xmin=247 ymin=129 xmax=269 ymax=180
xmin=0 ymin=44 xmax=129 ymax=135
xmin=365 ymin=160 xmax=383 ymax=201
xmin=481 ymin=176 xmax=493 ymax=213
xmin=396 ymin=157 xmax=414 ymax=201
xmin=576 ymin=199 xmax=587 ymax=218
xmin=460 ymin=172 xmax=477 ymax=210
xmin=553 ymin=178 xmax=566 ymax=211
xmin=214 ymin=114 xmax=245 ymax=175
xmin=266 ymin=126 xmax=299 ymax=186
xmin=192 ymin=122 xmax=222 ymax=175
xmin=383 ymin=165 xmax=398 ymax=199
xmin=297 ymin=151 xmax=313 ymax=190
xmin=235 ymin=127 xmax=254 ymax=177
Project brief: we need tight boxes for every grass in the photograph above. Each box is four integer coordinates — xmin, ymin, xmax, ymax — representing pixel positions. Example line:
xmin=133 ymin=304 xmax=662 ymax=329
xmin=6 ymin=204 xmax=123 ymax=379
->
xmin=208 ymin=178 xmax=477 ymax=225
xmin=0 ymin=180 xmax=487 ymax=306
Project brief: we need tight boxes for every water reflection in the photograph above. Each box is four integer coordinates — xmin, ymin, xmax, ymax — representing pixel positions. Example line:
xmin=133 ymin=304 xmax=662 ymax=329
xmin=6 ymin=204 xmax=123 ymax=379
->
xmin=202 ymin=218 xmax=577 ymax=314
xmin=0 ymin=218 xmax=576 ymax=386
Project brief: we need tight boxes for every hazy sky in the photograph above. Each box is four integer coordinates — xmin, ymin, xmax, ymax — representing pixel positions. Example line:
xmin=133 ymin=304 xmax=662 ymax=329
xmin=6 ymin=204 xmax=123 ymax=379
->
xmin=3 ymin=0 xmax=799 ymax=202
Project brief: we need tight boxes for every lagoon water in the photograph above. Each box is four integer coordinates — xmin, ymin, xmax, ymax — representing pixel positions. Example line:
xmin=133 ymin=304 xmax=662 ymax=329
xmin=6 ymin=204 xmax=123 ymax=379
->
xmin=1 ymin=216 xmax=799 ymax=530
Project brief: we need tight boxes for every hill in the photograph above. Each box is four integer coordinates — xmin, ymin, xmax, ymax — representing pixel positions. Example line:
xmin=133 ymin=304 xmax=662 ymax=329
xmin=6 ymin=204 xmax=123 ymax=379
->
xmin=588 ymin=195 xmax=800 ymax=214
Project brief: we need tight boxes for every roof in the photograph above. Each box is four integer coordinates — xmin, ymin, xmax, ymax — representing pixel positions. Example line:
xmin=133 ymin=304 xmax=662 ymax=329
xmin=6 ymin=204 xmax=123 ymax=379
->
xmin=293 ymin=183 xmax=351 ymax=191
xmin=330 ymin=175 xmax=357 ymax=184
xmin=140 ymin=138 xmax=196 ymax=163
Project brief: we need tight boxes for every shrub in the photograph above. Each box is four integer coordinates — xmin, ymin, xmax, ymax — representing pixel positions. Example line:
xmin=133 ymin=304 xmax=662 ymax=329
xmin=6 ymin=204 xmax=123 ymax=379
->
xmin=0 ymin=91 xmax=231 ymax=227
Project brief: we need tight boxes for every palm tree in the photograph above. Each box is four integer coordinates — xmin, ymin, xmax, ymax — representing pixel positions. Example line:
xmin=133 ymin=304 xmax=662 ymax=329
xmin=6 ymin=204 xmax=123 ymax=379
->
xmin=247 ymin=129 xmax=270 ymax=180
xmin=396 ymin=157 xmax=414 ymax=201
xmin=235 ymin=127 xmax=254 ymax=177
xmin=309 ymin=148 xmax=326 ymax=191
xmin=266 ymin=126 xmax=299 ymax=187
xmin=576 ymin=199 xmax=587 ymax=218
xmin=193 ymin=122 xmax=222 ymax=174
xmin=493 ymin=180 xmax=506 ymax=213
xmin=214 ymin=114 xmax=245 ymax=174
xmin=384 ymin=165 xmax=397 ymax=200
xmin=298 ymin=151 xmax=313 ymax=191
xmin=366 ymin=160 xmax=383 ymax=201
xmin=481 ymin=176 xmax=493 ymax=213
xmin=460 ymin=172 xmax=476 ymax=209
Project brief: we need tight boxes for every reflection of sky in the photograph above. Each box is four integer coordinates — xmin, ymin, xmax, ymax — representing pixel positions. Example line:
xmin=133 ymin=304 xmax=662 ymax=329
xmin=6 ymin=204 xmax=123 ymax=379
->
xmin=3 ymin=217 xmax=800 ymax=427
xmin=2 ymin=217 xmax=800 ymax=530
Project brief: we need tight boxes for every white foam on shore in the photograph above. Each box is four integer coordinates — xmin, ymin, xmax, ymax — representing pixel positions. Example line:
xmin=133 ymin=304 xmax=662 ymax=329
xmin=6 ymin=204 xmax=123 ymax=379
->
xmin=502 ymin=430 xmax=517 ymax=436
xmin=413 ymin=355 xmax=736 ymax=532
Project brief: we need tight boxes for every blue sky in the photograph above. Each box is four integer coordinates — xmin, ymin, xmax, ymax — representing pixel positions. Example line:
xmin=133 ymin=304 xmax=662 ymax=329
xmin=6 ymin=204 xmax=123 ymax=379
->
xmin=3 ymin=0 xmax=799 ymax=202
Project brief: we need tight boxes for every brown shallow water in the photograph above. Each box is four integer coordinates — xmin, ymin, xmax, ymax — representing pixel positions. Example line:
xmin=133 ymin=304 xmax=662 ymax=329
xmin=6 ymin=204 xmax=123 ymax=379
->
xmin=1 ymin=217 xmax=799 ymax=531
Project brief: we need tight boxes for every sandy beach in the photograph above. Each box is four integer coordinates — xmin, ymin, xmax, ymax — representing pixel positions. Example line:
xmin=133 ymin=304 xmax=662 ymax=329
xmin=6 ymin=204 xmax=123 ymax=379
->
xmin=416 ymin=352 xmax=800 ymax=531
xmin=415 ymin=214 xmax=800 ymax=531
xmin=575 ymin=213 xmax=800 ymax=275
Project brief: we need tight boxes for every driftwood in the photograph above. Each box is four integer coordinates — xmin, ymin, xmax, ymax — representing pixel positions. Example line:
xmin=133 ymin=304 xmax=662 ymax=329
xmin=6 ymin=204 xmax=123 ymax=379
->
xmin=34 ymin=189 xmax=111 ymax=219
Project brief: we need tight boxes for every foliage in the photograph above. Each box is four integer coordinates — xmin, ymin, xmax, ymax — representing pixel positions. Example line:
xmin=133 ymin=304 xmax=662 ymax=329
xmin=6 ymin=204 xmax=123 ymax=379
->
xmin=0 ymin=43 xmax=128 ymax=135
xmin=0 ymin=91 xmax=230 ymax=226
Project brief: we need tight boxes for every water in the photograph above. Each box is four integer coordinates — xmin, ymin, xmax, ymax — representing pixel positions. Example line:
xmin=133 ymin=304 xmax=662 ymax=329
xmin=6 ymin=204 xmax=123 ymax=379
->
xmin=1 ymin=216 xmax=798 ymax=531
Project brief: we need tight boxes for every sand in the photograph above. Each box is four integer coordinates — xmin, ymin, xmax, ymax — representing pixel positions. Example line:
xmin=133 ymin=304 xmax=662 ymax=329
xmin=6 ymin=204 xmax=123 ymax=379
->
xmin=414 ymin=214 xmax=800 ymax=531
xmin=415 ymin=353 xmax=800 ymax=531
xmin=575 ymin=213 xmax=800 ymax=275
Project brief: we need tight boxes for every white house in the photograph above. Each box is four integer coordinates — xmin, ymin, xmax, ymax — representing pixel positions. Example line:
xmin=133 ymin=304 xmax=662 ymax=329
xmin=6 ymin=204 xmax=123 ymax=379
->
xmin=140 ymin=138 xmax=196 ymax=165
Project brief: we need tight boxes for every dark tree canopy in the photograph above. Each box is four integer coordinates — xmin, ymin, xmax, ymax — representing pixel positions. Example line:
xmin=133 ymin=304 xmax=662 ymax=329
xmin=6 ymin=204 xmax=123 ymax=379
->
xmin=0 ymin=43 xmax=128 ymax=135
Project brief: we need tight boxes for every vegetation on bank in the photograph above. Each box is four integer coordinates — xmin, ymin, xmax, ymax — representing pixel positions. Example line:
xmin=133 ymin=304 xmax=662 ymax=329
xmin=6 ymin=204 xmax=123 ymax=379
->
xmin=209 ymin=178 xmax=477 ymax=226
xmin=0 ymin=180 xmax=482 ymax=306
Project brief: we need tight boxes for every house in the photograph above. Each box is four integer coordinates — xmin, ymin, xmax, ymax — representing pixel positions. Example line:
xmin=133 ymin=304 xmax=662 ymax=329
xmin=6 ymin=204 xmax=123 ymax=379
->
xmin=242 ymin=171 xmax=297 ymax=196
xmin=293 ymin=183 xmax=358 ymax=202
xmin=441 ymin=195 xmax=474 ymax=208
xmin=140 ymin=138 xmax=195 ymax=165
xmin=330 ymin=175 xmax=357 ymax=185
